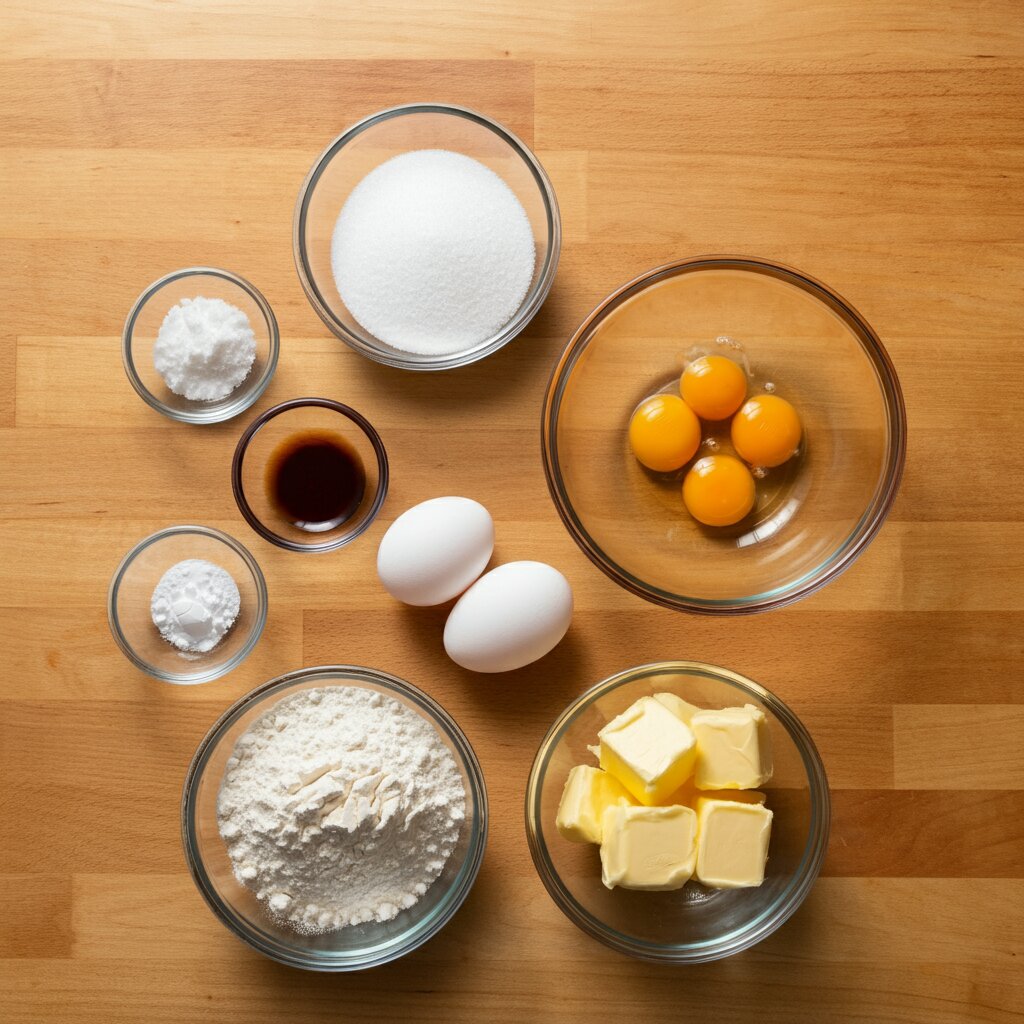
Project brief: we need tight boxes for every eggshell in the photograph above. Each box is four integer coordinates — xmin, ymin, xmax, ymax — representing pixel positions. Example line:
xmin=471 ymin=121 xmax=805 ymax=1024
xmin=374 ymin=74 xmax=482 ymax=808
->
xmin=443 ymin=561 xmax=573 ymax=673
xmin=377 ymin=497 xmax=494 ymax=606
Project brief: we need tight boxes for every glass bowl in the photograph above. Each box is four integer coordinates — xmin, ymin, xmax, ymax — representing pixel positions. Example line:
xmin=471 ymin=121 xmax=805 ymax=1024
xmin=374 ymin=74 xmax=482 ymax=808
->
xmin=232 ymin=397 xmax=388 ymax=552
xmin=293 ymin=103 xmax=561 ymax=371
xmin=526 ymin=661 xmax=830 ymax=963
xmin=122 ymin=267 xmax=279 ymax=423
xmin=107 ymin=525 xmax=268 ymax=684
xmin=542 ymin=256 xmax=907 ymax=613
xmin=182 ymin=665 xmax=488 ymax=970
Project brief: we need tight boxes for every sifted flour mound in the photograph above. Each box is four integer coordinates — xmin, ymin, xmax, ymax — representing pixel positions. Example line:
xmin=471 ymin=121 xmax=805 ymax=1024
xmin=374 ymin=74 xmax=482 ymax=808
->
xmin=217 ymin=685 xmax=466 ymax=934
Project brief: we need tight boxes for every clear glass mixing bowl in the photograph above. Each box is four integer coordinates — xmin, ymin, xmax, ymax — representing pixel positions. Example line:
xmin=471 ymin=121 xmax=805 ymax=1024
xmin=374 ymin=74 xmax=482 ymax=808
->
xmin=182 ymin=666 xmax=488 ymax=970
xmin=293 ymin=103 xmax=561 ymax=370
xmin=526 ymin=661 xmax=830 ymax=962
xmin=542 ymin=256 xmax=907 ymax=613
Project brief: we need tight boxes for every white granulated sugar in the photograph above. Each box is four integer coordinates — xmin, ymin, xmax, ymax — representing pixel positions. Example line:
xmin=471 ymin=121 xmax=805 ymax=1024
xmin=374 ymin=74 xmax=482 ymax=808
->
xmin=331 ymin=149 xmax=536 ymax=356
xmin=217 ymin=686 xmax=466 ymax=934
xmin=150 ymin=558 xmax=240 ymax=654
xmin=153 ymin=296 xmax=256 ymax=402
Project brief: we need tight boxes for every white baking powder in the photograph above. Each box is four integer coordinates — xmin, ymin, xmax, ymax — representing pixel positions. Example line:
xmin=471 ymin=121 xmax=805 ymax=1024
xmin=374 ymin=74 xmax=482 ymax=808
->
xmin=153 ymin=296 xmax=256 ymax=401
xmin=330 ymin=149 xmax=536 ymax=356
xmin=217 ymin=685 xmax=466 ymax=934
xmin=150 ymin=559 xmax=240 ymax=654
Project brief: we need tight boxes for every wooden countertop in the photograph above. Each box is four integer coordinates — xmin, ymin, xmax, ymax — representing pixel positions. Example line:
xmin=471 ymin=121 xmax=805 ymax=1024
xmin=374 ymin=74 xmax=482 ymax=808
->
xmin=2 ymin=2 xmax=1022 ymax=1021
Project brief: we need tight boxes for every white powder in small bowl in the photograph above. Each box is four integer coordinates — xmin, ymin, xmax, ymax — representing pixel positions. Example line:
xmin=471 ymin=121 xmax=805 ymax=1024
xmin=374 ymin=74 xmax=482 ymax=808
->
xmin=151 ymin=558 xmax=241 ymax=654
xmin=330 ymin=149 xmax=536 ymax=357
xmin=153 ymin=296 xmax=257 ymax=402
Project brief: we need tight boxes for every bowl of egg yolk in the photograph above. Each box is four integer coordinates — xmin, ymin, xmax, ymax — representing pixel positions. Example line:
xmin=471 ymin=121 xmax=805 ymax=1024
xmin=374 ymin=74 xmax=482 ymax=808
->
xmin=541 ymin=256 xmax=906 ymax=614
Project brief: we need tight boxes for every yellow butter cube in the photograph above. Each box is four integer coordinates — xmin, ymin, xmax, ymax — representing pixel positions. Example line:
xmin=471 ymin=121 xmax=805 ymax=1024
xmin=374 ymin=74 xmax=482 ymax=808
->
xmin=598 ymin=696 xmax=697 ymax=805
xmin=695 ymin=799 xmax=773 ymax=888
xmin=653 ymin=692 xmax=701 ymax=725
xmin=600 ymin=804 xmax=698 ymax=891
xmin=555 ymin=765 xmax=636 ymax=844
xmin=691 ymin=704 xmax=773 ymax=790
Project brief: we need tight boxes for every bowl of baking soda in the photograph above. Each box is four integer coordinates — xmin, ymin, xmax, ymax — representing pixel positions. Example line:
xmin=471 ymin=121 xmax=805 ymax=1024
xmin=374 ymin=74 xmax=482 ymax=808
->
xmin=294 ymin=103 xmax=561 ymax=370
xmin=122 ymin=267 xmax=279 ymax=423
xmin=182 ymin=666 xmax=488 ymax=969
xmin=108 ymin=525 xmax=268 ymax=684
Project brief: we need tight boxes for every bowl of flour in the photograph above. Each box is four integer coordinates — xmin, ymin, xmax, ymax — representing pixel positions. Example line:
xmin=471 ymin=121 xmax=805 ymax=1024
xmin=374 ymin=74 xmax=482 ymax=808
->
xmin=181 ymin=666 xmax=488 ymax=970
xmin=294 ymin=104 xmax=561 ymax=371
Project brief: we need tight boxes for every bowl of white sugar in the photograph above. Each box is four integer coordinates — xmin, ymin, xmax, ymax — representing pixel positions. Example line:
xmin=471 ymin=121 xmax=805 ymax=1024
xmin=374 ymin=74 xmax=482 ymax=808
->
xmin=294 ymin=104 xmax=561 ymax=371
xmin=122 ymin=267 xmax=279 ymax=423
xmin=181 ymin=666 xmax=488 ymax=970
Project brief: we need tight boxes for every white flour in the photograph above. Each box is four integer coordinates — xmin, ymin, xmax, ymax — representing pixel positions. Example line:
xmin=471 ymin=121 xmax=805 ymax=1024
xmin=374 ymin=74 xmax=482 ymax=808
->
xmin=217 ymin=686 xmax=466 ymax=934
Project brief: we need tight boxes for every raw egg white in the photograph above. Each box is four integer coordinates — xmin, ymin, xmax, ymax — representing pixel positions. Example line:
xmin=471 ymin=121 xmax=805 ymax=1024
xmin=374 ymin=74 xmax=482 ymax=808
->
xmin=444 ymin=561 xmax=573 ymax=673
xmin=376 ymin=496 xmax=494 ymax=606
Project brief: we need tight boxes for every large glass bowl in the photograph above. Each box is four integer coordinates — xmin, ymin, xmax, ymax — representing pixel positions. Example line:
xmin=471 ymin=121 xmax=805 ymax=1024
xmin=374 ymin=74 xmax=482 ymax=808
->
xmin=542 ymin=256 xmax=906 ymax=613
xmin=182 ymin=666 xmax=488 ymax=970
xmin=526 ymin=661 xmax=830 ymax=963
xmin=293 ymin=103 xmax=561 ymax=371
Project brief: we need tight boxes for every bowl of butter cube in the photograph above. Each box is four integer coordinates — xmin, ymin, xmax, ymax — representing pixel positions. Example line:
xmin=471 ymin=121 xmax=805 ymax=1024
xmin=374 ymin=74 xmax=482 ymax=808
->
xmin=525 ymin=661 xmax=830 ymax=962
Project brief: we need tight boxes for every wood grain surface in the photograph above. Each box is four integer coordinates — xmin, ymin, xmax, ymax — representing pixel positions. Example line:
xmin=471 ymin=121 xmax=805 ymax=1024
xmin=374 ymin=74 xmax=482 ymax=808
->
xmin=2 ymin=2 xmax=1023 ymax=1021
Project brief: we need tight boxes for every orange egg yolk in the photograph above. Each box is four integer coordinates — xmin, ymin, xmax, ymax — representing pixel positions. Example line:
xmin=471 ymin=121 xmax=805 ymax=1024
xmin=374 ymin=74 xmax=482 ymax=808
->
xmin=682 ymin=455 xmax=756 ymax=527
xmin=680 ymin=356 xmax=747 ymax=420
xmin=628 ymin=394 xmax=701 ymax=472
xmin=731 ymin=395 xmax=802 ymax=468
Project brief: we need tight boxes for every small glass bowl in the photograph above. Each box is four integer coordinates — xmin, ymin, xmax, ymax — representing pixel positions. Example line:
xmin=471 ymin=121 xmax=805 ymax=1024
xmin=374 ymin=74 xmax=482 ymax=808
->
xmin=123 ymin=267 xmax=279 ymax=424
xmin=293 ymin=103 xmax=561 ymax=371
xmin=108 ymin=526 xmax=268 ymax=684
xmin=182 ymin=665 xmax=488 ymax=970
xmin=526 ymin=661 xmax=830 ymax=963
xmin=542 ymin=256 xmax=907 ymax=613
xmin=231 ymin=397 xmax=388 ymax=552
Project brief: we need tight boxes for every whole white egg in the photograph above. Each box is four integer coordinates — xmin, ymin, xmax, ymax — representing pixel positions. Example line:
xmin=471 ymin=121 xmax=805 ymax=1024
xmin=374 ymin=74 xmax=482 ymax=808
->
xmin=443 ymin=561 xmax=573 ymax=673
xmin=377 ymin=496 xmax=494 ymax=606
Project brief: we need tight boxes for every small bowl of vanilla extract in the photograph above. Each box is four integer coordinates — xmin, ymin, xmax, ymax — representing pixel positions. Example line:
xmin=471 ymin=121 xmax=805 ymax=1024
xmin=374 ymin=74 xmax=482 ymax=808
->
xmin=232 ymin=398 xmax=389 ymax=552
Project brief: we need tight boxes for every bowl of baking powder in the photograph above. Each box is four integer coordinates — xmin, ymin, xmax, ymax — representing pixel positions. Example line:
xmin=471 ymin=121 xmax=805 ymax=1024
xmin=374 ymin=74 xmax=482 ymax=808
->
xmin=181 ymin=665 xmax=488 ymax=969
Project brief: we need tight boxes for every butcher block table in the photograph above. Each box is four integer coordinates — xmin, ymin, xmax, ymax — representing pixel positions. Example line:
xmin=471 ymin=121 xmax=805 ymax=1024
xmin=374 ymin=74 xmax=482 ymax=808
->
xmin=2 ymin=1 xmax=1022 ymax=1021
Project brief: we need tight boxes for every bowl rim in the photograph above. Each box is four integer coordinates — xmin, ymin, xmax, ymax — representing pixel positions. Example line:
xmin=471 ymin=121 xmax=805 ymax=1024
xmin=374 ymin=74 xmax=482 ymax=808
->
xmin=541 ymin=254 xmax=908 ymax=615
xmin=231 ymin=397 xmax=390 ymax=552
xmin=122 ymin=266 xmax=280 ymax=424
xmin=106 ymin=524 xmax=269 ymax=684
xmin=292 ymin=101 xmax=562 ymax=372
xmin=524 ymin=660 xmax=831 ymax=963
xmin=181 ymin=664 xmax=489 ymax=971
